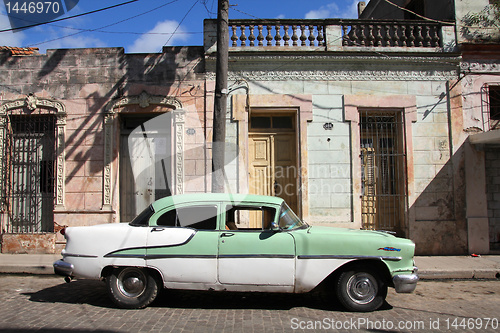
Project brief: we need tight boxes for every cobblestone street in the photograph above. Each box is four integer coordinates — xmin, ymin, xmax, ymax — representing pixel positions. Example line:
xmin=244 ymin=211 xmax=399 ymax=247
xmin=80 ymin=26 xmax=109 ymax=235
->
xmin=0 ymin=275 xmax=498 ymax=332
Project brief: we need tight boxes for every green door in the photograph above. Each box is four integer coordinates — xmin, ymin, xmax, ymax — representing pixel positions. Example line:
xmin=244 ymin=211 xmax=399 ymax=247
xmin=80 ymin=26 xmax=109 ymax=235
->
xmin=218 ymin=204 xmax=295 ymax=286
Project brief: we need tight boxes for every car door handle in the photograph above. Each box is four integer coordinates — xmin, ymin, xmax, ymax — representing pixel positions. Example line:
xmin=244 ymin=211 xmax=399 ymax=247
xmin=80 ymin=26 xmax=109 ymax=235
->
xmin=151 ymin=227 xmax=165 ymax=232
xmin=221 ymin=233 xmax=234 ymax=237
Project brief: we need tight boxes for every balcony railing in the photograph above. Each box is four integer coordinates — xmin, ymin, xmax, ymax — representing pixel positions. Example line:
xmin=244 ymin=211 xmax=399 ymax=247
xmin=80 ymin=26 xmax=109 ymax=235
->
xmin=204 ymin=19 xmax=456 ymax=53
xmin=341 ymin=20 xmax=442 ymax=47
xmin=229 ymin=20 xmax=326 ymax=48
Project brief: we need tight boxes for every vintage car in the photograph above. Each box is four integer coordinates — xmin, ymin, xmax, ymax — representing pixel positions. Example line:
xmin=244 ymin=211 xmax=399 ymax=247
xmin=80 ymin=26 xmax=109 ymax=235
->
xmin=54 ymin=193 xmax=418 ymax=311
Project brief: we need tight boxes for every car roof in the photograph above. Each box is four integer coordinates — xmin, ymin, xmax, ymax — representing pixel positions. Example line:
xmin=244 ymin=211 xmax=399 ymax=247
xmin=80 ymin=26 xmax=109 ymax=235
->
xmin=151 ymin=193 xmax=285 ymax=210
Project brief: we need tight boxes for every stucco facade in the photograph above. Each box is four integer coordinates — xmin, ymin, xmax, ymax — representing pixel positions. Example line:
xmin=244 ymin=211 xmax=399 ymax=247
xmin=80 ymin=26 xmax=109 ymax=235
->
xmin=0 ymin=47 xmax=206 ymax=253
xmin=204 ymin=18 xmax=469 ymax=255
xmin=358 ymin=0 xmax=500 ymax=253
xmin=1 ymin=0 xmax=498 ymax=255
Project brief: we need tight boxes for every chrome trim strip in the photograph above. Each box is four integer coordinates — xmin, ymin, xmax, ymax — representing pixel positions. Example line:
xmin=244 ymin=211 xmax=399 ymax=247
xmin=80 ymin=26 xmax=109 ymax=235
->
xmin=107 ymin=253 xmax=400 ymax=260
xmin=104 ymin=253 xmax=146 ymax=259
xmin=297 ymin=255 xmax=402 ymax=261
xmin=218 ymin=254 xmax=295 ymax=259
xmin=104 ymin=231 xmax=197 ymax=258
xmin=146 ymin=254 xmax=216 ymax=259
xmin=63 ymin=253 xmax=98 ymax=258
xmin=106 ymin=253 xmax=293 ymax=260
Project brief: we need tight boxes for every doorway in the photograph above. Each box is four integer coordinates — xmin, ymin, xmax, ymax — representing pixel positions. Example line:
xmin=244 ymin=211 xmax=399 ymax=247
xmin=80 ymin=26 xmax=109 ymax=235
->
xmin=3 ymin=115 xmax=56 ymax=233
xmin=119 ymin=114 xmax=172 ymax=222
xmin=359 ymin=110 xmax=407 ymax=235
xmin=248 ymin=112 xmax=298 ymax=226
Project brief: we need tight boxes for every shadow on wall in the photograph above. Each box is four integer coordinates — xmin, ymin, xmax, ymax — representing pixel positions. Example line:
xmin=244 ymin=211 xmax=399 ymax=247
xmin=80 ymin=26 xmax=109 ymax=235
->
xmin=0 ymin=46 xmax=204 ymax=243
xmin=39 ymin=47 xmax=204 ymax=188
xmin=410 ymin=144 xmax=468 ymax=255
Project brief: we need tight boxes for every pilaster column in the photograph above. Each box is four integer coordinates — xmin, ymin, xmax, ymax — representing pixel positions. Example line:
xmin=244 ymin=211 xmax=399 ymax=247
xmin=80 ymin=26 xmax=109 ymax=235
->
xmin=54 ymin=115 xmax=66 ymax=210
xmin=102 ymin=112 xmax=115 ymax=210
xmin=174 ymin=110 xmax=185 ymax=194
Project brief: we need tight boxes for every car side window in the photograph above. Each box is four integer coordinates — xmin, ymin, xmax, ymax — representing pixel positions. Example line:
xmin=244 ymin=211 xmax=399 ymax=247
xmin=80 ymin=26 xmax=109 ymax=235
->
xmin=129 ymin=205 xmax=154 ymax=226
xmin=225 ymin=205 xmax=276 ymax=230
xmin=156 ymin=205 xmax=218 ymax=230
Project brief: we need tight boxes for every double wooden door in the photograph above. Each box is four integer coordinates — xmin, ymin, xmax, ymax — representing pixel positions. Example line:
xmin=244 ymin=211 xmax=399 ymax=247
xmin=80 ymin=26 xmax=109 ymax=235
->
xmin=249 ymin=132 xmax=298 ymax=227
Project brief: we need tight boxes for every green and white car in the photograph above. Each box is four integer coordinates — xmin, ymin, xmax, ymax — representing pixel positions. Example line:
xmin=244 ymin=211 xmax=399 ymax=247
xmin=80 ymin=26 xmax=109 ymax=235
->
xmin=54 ymin=193 xmax=418 ymax=311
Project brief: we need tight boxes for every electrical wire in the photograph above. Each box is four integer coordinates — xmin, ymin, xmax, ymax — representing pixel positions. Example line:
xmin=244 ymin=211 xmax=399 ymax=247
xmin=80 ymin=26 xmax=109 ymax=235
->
xmin=381 ymin=0 xmax=453 ymax=24
xmin=230 ymin=7 xmax=259 ymax=19
xmin=27 ymin=0 xmax=182 ymax=48
xmin=0 ymin=0 xmax=142 ymax=33
xmin=162 ymin=0 xmax=199 ymax=48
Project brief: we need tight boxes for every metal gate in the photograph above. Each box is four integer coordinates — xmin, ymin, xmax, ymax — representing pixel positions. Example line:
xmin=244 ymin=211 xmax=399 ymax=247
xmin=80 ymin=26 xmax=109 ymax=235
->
xmin=360 ymin=110 xmax=407 ymax=235
xmin=2 ymin=115 xmax=56 ymax=233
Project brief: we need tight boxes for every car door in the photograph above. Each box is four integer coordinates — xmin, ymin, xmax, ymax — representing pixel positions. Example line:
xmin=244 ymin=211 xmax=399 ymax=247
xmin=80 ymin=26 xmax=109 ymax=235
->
xmin=146 ymin=203 xmax=220 ymax=285
xmin=217 ymin=204 xmax=296 ymax=288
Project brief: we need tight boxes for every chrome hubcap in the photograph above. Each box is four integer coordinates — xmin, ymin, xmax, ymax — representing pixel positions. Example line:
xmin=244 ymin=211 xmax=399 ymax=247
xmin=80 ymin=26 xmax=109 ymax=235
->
xmin=346 ymin=272 xmax=377 ymax=305
xmin=117 ymin=268 xmax=147 ymax=298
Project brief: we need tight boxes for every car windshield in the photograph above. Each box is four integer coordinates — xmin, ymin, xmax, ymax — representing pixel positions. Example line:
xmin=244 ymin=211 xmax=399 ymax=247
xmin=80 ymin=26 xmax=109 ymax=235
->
xmin=129 ymin=205 xmax=154 ymax=226
xmin=278 ymin=202 xmax=307 ymax=230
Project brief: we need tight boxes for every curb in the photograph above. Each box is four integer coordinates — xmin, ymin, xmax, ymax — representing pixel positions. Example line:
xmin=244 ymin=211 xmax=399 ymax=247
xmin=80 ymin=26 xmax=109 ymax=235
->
xmin=0 ymin=265 xmax=56 ymax=275
xmin=418 ymin=270 xmax=500 ymax=280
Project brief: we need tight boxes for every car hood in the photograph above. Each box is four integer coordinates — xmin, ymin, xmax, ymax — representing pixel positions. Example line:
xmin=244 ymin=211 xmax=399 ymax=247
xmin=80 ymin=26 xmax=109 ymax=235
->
xmin=305 ymin=226 xmax=396 ymax=238
xmin=292 ymin=226 xmax=415 ymax=259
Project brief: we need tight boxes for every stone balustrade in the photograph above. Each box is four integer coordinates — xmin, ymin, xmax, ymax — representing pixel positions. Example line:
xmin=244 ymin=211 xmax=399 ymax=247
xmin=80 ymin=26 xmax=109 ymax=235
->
xmin=341 ymin=20 xmax=441 ymax=47
xmin=204 ymin=19 xmax=456 ymax=53
xmin=229 ymin=20 xmax=326 ymax=48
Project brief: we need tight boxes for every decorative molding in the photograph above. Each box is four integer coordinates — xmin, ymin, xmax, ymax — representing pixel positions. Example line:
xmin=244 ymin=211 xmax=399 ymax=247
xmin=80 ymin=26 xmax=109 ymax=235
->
xmin=207 ymin=54 xmax=461 ymax=64
xmin=103 ymin=91 xmax=184 ymax=209
xmin=206 ymin=69 xmax=458 ymax=81
xmin=461 ymin=61 xmax=500 ymax=73
xmin=102 ymin=113 xmax=114 ymax=210
xmin=105 ymin=91 xmax=183 ymax=113
xmin=205 ymin=54 xmax=460 ymax=81
xmin=344 ymin=95 xmax=417 ymax=234
xmin=55 ymin=115 xmax=66 ymax=209
xmin=0 ymin=94 xmax=67 ymax=210
xmin=0 ymin=118 xmax=5 ymax=208
xmin=0 ymin=94 xmax=66 ymax=115
xmin=174 ymin=110 xmax=185 ymax=195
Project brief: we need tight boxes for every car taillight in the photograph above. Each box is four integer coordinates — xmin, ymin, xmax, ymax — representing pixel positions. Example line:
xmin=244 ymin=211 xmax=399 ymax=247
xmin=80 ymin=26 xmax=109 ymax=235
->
xmin=60 ymin=227 xmax=66 ymax=236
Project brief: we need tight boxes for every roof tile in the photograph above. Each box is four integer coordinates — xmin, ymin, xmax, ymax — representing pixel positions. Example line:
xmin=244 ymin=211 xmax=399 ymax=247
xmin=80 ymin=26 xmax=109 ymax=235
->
xmin=0 ymin=46 xmax=39 ymax=56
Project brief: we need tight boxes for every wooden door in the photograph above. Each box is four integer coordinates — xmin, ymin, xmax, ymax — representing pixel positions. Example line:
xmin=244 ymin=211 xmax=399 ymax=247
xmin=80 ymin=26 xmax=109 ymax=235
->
xmin=249 ymin=133 xmax=298 ymax=227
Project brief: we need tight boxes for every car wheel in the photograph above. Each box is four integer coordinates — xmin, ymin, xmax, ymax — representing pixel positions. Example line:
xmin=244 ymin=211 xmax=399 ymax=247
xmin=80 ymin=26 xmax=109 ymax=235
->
xmin=107 ymin=267 xmax=160 ymax=309
xmin=335 ymin=268 xmax=387 ymax=312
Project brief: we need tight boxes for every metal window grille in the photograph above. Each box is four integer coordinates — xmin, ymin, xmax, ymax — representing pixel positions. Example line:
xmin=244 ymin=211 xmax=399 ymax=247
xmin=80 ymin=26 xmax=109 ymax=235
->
xmin=2 ymin=115 xmax=56 ymax=233
xmin=359 ymin=111 xmax=407 ymax=235
xmin=482 ymin=84 xmax=500 ymax=131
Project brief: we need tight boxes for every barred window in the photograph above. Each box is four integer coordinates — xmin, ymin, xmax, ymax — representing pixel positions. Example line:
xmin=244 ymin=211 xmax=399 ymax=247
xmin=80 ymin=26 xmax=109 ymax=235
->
xmin=489 ymin=86 xmax=500 ymax=120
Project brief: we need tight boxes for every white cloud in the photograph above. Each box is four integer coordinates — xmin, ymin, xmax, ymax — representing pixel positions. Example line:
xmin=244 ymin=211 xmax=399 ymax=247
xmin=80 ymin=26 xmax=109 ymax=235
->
xmin=0 ymin=8 xmax=26 ymax=46
xmin=26 ymin=25 xmax=107 ymax=53
xmin=128 ymin=20 xmax=189 ymax=53
xmin=305 ymin=1 xmax=359 ymax=19
xmin=41 ymin=34 xmax=107 ymax=50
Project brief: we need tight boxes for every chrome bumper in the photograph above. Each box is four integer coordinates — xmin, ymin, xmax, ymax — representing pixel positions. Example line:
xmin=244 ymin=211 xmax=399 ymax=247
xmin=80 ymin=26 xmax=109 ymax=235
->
xmin=393 ymin=272 xmax=419 ymax=293
xmin=53 ymin=259 xmax=74 ymax=277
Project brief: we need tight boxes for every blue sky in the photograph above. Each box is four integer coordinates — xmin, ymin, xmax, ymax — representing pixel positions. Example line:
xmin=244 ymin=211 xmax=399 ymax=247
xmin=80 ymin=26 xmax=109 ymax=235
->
xmin=0 ymin=0 xmax=361 ymax=54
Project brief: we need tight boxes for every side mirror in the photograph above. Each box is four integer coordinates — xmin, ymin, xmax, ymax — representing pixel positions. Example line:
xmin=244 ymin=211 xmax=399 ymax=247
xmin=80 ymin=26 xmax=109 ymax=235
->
xmin=271 ymin=222 xmax=282 ymax=232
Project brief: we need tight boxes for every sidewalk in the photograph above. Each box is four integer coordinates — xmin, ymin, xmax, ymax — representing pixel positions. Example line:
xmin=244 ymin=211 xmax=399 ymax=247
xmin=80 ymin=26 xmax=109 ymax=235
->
xmin=0 ymin=253 xmax=499 ymax=279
